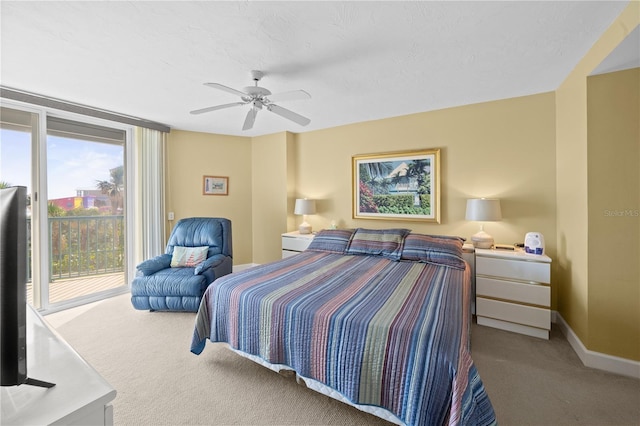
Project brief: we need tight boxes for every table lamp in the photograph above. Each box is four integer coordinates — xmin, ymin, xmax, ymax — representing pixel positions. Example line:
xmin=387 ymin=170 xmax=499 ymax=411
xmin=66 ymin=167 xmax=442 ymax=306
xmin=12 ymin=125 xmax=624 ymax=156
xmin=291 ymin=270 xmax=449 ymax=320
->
xmin=294 ymin=198 xmax=316 ymax=234
xmin=465 ymin=198 xmax=502 ymax=249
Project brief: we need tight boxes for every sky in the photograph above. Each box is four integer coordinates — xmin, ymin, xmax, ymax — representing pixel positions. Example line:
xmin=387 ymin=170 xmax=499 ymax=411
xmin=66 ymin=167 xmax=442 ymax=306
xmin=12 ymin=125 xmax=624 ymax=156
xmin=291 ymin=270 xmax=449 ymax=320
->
xmin=0 ymin=128 xmax=123 ymax=200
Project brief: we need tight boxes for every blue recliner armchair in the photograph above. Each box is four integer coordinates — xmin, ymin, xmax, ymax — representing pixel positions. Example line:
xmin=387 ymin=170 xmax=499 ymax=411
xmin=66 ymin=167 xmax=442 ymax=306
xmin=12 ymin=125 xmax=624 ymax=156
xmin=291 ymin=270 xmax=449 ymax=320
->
xmin=131 ymin=217 xmax=232 ymax=312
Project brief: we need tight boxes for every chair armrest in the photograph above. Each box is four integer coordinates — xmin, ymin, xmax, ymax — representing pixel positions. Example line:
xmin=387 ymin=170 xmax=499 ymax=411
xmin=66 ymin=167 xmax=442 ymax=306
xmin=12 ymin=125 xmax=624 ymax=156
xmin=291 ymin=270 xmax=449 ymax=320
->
xmin=194 ymin=254 xmax=227 ymax=275
xmin=136 ymin=254 xmax=172 ymax=276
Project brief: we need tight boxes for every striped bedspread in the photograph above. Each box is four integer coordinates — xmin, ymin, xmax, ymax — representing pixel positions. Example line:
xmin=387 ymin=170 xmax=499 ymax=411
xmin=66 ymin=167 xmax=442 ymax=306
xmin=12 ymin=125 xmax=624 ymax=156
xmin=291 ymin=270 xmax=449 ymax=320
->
xmin=191 ymin=251 xmax=495 ymax=426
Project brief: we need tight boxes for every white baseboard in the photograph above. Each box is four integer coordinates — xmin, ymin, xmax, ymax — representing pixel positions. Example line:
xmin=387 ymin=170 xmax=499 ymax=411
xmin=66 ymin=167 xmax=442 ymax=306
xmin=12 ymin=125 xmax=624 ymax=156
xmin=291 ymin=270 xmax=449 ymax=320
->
xmin=232 ymin=263 xmax=259 ymax=272
xmin=554 ymin=312 xmax=640 ymax=379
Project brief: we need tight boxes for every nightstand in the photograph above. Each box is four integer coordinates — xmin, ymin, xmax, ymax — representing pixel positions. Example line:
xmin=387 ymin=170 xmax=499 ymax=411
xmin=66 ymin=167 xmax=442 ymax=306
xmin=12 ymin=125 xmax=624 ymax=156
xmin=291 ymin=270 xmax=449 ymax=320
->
xmin=462 ymin=243 xmax=476 ymax=314
xmin=475 ymin=248 xmax=552 ymax=339
xmin=281 ymin=231 xmax=315 ymax=258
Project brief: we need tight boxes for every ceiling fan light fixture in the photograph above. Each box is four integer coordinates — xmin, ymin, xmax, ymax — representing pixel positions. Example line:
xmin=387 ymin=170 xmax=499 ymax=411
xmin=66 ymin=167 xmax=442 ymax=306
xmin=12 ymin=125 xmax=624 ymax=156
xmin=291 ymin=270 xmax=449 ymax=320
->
xmin=190 ymin=70 xmax=311 ymax=130
xmin=243 ymin=86 xmax=271 ymax=97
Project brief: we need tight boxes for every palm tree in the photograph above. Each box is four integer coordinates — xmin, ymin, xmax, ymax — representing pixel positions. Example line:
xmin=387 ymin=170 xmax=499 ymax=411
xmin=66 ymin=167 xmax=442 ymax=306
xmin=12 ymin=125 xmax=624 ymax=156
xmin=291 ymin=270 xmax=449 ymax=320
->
xmin=360 ymin=162 xmax=396 ymax=195
xmin=96 ymin=165 xmax=124 ymax=215
xmin=405 ymin=159 xmax=431 ymax=195
xmin=363 ymin=162 xmax=393 ymax=181
xmin=0 ymin=181 xmax=32 ymax=207
xmin=48 ymin=202 xmax=65 ymax=217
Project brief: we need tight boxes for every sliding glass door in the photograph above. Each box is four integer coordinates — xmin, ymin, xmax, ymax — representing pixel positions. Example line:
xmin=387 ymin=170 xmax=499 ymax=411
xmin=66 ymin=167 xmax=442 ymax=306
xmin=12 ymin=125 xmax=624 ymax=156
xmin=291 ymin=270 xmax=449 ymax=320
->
xmin=1 ymin=105 xmax=130 ymax=312
xmin=45 ymin=116 xmax=127 ymax=305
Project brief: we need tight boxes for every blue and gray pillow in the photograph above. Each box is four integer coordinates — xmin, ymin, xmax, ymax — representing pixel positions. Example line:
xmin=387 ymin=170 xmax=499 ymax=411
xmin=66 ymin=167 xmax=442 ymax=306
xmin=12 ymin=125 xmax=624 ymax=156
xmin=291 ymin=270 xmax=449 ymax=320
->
xmin=345 ymin=228 xmax=411 ymax=261
xmin=400 ymin=234 xmax=466 ymax=269
xmin=307 ymin=229 xmax=355 ymax=254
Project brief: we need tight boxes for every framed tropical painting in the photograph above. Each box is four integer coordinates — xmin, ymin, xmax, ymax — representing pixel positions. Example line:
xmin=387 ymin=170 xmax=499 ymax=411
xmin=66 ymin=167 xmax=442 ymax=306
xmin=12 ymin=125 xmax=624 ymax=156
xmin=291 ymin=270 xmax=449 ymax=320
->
xmin=352 ymin=149 xmax=440 ymax=222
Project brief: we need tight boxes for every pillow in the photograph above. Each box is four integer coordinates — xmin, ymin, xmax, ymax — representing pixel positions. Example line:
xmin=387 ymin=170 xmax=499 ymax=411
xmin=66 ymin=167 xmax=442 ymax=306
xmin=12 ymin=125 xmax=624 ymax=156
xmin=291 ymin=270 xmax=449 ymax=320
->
xmin=345 ymin=228 xmax=411 ymax=260
xmin=170 ymin=246 xmax=209 ymax=268
xmin=307 ymin=229 xmax=355 ymax=254
xmin=400 ymin=233 xmax=466 ymax=269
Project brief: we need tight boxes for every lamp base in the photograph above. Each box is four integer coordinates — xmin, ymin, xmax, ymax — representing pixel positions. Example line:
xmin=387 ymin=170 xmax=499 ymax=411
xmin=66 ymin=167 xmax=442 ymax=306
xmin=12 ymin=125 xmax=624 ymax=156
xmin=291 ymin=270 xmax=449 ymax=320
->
xmin=299 ymin=221 xmax=312 ymax=234
xmin=471 ymin=230 xmax=494 ymax=249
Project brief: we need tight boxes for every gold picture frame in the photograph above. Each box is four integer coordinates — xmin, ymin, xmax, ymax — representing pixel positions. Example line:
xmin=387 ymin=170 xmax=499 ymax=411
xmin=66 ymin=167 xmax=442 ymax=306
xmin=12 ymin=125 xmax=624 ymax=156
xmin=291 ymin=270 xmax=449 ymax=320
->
xmin=203 ymin=176 xmax=229 ymax=196
xmin=352 ymin=149 xmax=440 ymax=223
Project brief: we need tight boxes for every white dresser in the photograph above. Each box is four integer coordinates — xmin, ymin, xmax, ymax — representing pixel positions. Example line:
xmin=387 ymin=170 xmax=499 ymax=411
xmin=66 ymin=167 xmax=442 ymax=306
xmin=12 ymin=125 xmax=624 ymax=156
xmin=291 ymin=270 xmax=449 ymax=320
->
xmin=281 ymin=231 xmax=314 ymax=258
xmin=1 ymin=306 xmax=116 ymax=425
xmin=475 ymin=248 xmax=552 ymax=339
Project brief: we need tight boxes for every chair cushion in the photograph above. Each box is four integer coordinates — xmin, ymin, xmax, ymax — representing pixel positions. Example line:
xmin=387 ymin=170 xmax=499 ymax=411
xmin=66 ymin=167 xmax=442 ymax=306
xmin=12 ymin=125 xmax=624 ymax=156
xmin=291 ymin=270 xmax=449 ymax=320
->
xmin=131 ymin=267 xmax=208 ymax=297
xmin=167 ymin=218 xmax=229 ymax=257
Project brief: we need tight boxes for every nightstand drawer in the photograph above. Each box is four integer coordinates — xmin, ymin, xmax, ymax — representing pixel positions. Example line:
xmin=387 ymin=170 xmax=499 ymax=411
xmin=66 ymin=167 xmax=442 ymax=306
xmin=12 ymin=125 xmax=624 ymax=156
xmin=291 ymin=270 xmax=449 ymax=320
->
xmin=476 ymin=298 xmax=550 ymax=330
xmin=282 ymin=250 xmax=300 ymax=258
xmin=282 ymin=236 xmax=312 ymax=252
xmin=477 ymin=277 xmax=550 ymax=307
xmin=476 ymin=256 xmax=550 ymax=284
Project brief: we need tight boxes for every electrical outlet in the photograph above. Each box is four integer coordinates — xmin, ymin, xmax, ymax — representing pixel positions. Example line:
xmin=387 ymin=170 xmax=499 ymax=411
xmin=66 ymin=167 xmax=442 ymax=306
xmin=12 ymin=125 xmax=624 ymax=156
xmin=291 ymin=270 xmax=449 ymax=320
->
xmin=167 ymin=212 xmax=175 ymax=221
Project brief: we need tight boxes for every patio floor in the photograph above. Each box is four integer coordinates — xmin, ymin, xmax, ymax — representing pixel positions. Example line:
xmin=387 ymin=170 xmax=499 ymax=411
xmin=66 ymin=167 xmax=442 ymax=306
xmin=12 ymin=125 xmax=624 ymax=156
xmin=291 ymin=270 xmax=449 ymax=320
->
xmin=27 ymin=272 xmax=126 ymax=305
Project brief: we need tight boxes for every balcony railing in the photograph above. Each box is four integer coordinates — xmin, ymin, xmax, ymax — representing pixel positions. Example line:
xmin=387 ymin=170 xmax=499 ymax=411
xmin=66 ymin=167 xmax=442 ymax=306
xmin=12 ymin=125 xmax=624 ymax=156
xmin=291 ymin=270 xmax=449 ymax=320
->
xmin=27 ymin=215 xmax=125 ymax=281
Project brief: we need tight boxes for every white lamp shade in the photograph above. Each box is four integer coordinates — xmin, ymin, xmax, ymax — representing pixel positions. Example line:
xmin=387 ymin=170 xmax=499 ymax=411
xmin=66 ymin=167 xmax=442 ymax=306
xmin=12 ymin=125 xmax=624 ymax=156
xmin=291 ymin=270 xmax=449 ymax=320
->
xmin=465 ymin=198 xmax=502 ymax=222
xmin=294 ymin=198 xmax=316 ymax=234
xmin=466 ymin=198 xmax=501 ymax=249
xmin=294 ymin=199 xmax=316 ymax=215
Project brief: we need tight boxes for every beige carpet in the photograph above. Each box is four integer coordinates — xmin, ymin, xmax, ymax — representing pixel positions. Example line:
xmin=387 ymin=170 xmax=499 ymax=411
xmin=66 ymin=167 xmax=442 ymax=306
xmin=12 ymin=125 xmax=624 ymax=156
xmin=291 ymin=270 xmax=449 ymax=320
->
xmin=50 ymin=293 xmax=640 ymax=426
xmin=471 ymin=322 xmax=640 ymax=425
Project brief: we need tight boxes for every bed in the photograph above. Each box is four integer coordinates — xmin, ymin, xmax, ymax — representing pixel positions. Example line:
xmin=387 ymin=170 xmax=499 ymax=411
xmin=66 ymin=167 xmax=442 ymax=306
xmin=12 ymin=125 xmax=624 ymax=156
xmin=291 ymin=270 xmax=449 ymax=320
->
xmin=191 ymin=228 xmax=496 ymax=425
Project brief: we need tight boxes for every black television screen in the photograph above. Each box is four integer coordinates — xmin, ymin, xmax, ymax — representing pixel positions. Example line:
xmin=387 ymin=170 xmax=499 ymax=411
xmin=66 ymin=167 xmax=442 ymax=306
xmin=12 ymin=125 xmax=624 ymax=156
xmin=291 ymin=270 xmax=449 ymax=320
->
xmin=0 ymin=186 xmax=54 ymax=388
xmin=0 ymin=186 xmax=28 ymax=386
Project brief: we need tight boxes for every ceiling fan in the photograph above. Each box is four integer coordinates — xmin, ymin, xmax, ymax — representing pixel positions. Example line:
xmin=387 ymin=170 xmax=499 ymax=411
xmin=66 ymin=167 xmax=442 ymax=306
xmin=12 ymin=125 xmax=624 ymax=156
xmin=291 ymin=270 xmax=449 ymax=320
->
xmin=190 ymin=70 xmax=311 ymax=131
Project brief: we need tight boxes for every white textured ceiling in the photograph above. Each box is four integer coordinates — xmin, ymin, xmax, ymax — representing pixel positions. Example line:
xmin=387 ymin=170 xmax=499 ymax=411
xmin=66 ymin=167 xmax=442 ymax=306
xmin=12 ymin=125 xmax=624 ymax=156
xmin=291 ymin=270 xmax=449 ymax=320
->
xmin=0 ymin=1 xmax=634 ymax=137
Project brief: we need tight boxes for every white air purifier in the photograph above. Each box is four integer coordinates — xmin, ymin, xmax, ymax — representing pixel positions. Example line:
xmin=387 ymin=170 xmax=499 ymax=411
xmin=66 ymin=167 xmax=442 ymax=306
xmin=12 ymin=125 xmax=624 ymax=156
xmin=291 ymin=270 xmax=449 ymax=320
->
xmin=524 ymin=232 xmax=545 ymax=255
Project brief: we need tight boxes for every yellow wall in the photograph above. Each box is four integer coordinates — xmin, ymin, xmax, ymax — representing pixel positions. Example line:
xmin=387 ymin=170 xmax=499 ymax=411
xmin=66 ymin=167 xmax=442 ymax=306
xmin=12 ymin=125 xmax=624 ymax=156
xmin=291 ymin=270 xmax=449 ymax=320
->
xmin=587 ymin=68 xmax=640 ymax=360
xmin=251 ymin=132 xmax=295 ymax=264
xmin=166 ymin=130 xmax=253 ymax=264
xmin=555 ymin=2 xmax=639 ymax=361
xmin=556 ymin=60 xmax=591 ymax=342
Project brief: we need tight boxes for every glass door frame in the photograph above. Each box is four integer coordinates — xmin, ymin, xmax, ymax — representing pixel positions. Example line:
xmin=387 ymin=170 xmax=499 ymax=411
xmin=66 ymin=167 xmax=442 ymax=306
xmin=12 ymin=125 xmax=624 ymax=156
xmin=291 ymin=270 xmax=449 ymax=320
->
xmin=1 ymin=98 xmax=135 ymax=314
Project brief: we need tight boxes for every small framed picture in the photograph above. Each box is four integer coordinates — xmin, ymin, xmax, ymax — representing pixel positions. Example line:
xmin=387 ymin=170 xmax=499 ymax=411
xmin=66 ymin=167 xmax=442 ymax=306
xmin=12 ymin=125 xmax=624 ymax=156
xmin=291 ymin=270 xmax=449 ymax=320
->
xmin=203 ymin=176 xmax=229 ymax=196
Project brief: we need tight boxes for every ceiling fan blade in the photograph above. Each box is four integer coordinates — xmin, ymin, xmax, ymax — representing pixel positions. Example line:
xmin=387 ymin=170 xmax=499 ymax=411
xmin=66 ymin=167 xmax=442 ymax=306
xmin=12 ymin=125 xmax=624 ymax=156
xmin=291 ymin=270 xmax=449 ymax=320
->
xmin=204 ymin=82 xmax=248 ymax=98
xmin=242 ymin=107 xmax=258 ymax=131
xmin=267 ymin=90 xmax=311 ymax=103
xmin=190 ymin=102 xmax=246 ymax=115
xmin=267 ymin=104 xmax=311 ymax=127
